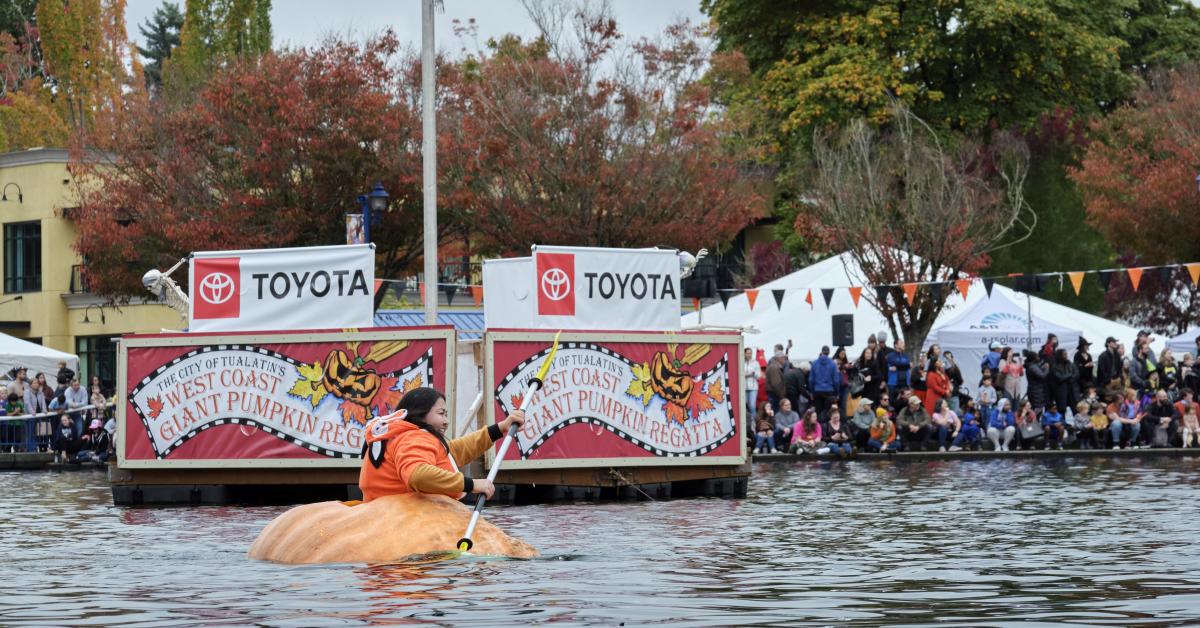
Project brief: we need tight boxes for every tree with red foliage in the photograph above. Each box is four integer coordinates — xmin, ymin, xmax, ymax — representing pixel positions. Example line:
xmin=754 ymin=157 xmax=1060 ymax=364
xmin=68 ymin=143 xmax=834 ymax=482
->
xmin=1071 ymin=64 xmax=1200 ymax=267
xmin=1101 ymin=256 xmax=1200 ymax=336
xmin=70 ymin=33 xmax=442 ymax=298
xmin=441 ymin=5 xmax=763 ymax=256
xmin=804 ymin=105 xmax=1034 ymax=355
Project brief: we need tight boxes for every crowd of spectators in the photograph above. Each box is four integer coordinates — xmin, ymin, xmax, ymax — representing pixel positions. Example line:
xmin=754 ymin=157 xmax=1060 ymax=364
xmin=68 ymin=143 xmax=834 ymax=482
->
xmin=744 ymin=330 xmax=1200 ymax=457
xmin=0 ymin=361 xmax=115 ymax=463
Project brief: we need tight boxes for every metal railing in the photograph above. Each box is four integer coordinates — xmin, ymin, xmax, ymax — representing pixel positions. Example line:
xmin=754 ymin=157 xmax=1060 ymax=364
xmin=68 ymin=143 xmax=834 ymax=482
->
xmin=0 ymin=404 xmax=107 ymax=453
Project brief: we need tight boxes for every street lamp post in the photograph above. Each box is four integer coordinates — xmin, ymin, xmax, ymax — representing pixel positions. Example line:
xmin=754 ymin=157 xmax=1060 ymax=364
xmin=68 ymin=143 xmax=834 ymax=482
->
xmin=356 ymin=182 xmax=389 ymax=243
xmin=421 ymin=0 xmax=438 ymax=325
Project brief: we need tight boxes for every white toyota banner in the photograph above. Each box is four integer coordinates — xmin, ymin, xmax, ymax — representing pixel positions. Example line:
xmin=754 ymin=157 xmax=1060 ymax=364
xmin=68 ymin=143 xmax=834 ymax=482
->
xmin=188 ymin=244 xmax=375 ymax=332
xmin=531 ymin=245 xmax=680 ymax=331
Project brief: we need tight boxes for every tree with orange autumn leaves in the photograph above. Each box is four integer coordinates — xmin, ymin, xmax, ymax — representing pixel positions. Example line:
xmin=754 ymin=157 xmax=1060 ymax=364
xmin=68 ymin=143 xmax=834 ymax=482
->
xmin=72 ymin=7 xmax=765 ymax=298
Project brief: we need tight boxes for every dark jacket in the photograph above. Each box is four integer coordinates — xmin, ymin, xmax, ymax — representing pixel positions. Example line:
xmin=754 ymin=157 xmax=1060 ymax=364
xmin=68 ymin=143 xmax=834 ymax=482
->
xmin=808 ymin=355 xmax=840 ymax=395
xmin=765 ymin=360 xmax=786 ymax=399
xmin=856 ymin=358 xmax=883 ymax=401
xmin=1096 ymin=349 xmax=1120 ymax=389
xmin=784 ymin=367 xmax=809 ymax=411
xmin=822 ymin=418 xmax=852 ymax=444
xmin=1049 ymin=360 xmax=1078 ymax=414
xmin=1074 ymin=350 xmax=1095 ymax=391
xmin=1025 ymin=358 xmax=1049 ymax=409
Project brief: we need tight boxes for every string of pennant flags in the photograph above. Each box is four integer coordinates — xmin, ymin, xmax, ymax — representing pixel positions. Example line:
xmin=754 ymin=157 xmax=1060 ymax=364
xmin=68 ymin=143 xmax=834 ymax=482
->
xmin=371 ymin=262 xmax=1200 ymax=310
xmin=705 ymin=262 xmax=1200 ymax=312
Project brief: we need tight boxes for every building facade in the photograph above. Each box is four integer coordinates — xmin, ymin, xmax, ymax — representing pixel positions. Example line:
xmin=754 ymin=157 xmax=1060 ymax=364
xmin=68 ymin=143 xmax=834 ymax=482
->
xmin=0 ymin=148 xmax=180 ymax=390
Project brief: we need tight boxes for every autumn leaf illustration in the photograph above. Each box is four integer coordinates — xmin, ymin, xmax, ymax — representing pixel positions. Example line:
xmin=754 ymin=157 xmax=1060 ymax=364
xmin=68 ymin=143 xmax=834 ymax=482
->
xmin=510 ymin=393 xmax=523 ymax=410
xmin=402 ymin=374 xmax=423 ymax=394
xmin=287 ymin=361 xmax=328 ymax=408
xmin=340 ymin=399 xmax=370 ymax=426
xmin=371 ymin=376 xmax=403 ymax=416
xmin=147 ymin=396 xmax=164 ymax=419
xmin=706 ymin=379 xmax=725 ymax=404
xmin=625 ymin=361 xmax=655 ymax=407
xmin=685 ymin=379 xmax=715 ymax=420
xmin=663 ymin=400 xmax=687 ymax=427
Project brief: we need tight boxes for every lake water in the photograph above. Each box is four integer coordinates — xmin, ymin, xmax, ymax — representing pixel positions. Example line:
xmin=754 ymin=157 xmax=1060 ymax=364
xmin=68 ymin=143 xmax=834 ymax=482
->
xmin=3 ymin=457 xmax=1200 ymax=626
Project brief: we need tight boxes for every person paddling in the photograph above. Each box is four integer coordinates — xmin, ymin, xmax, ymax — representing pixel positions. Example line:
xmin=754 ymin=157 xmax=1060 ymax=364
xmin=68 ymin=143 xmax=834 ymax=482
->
xmin=358 ymin=387 xmax=526 ymax=502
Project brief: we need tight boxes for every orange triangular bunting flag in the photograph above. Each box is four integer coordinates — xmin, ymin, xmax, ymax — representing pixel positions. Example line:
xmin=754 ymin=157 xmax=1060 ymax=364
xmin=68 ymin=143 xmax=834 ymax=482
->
xmin=374 ymin=279 xmax=384 ymax=295
xmin=418 ymin=282 xmax=425 ymax=304
xmin=1188 ymin=263 xmax=1200 ymax=285
xmin=745 ymin=289 xmax=759 ymax=310
xmin=955 ymin=279 xmax=971 ymax=300
xmin=1127 ymin=267 xmax=1143 ymax=292
xmin=902 ymin=283 xmax=917 ymax=305
xmin=1067 ymin=271 xmax=1084 ymax=296
xmin=805 ymin=289 xmax=813 ymax=309
xmin=848 ymin=286 xmax=862 ymax=308
xmin=470 ymin=285 xmax=483 ymax=306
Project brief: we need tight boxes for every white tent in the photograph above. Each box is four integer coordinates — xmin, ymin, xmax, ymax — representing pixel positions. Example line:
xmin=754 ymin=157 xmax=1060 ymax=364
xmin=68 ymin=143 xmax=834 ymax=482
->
xmin=0 ymin=333 xmax=78 ymax=380
xmin=683 ymin=251 xmax=1158 ymax=365
xmin=1168 ymin=328 xmax=1199 ymax=357
xmin=924 ymin=290 xmax=1078 ymax=374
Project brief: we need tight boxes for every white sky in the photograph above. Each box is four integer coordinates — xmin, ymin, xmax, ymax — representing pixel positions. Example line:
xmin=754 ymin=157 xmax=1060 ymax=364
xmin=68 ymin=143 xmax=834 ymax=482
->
xmin=124 ymin=0 xmax=706 ymax=53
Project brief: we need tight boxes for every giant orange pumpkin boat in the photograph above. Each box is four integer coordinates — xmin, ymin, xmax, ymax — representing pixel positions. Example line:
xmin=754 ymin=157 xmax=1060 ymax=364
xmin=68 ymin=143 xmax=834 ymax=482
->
xmin=248 ymin=492 xmax=539 ymax=564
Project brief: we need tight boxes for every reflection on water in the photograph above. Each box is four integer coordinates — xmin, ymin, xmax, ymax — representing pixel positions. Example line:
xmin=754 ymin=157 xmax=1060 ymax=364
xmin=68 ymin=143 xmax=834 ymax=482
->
xmin=2 ymin=457 xmax=1200 ymax=626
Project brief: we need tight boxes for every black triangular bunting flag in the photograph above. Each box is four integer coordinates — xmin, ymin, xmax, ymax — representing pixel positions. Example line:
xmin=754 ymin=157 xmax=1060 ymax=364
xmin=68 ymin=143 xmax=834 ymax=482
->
xmin=1035 ymin=274 xmax=1049 ymax=292
xmin=442 ymin=284 xmax=458 ymax=306
xmin=772 ymin=289 xmax=785 ymax=310
xmin=1098 ymin=270 xmax=1114 ymax=291
xmin=875 ymin=285 xmax=890 ymax=305
xmin=930 ymin=282 xmax=943 ymax=303
xmin=983 ymin=279 xmax=995 ymax=298
xmin=718 ymin=290 xmax=731 ymax=309
xmin=820 ymin=288 xmax=834 ymax=308
xmin=1158 ymin=266 xmax=1174 ymax=286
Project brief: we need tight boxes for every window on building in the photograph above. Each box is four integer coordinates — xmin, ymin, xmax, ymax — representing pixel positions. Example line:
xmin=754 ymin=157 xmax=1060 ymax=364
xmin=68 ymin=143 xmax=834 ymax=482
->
xmin=4 ymin=221 xmax=41 ymax=293
xmin=76 ymin=335 xmax=116 ymax=394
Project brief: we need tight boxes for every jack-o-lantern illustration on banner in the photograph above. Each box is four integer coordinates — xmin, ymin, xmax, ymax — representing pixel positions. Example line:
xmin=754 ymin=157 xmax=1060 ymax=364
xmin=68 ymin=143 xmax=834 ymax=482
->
xmin=489 ymin=332 xmax=744 ymax=467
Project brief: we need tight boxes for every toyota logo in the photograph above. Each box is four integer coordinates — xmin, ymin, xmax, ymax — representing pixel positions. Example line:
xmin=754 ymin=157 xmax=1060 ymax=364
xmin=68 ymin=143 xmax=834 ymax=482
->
xmin=540 ymin=268 xmax=571 ymax=301
xmin=199 ymin=272 xmax=236 ymax=304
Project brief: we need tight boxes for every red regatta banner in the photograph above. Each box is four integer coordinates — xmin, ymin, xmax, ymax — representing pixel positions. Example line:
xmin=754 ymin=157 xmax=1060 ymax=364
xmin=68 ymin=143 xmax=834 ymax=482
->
xmin=485 ymin=331 xmax=745 ymax=469
xmin=117 ymin=328 xmax=455 ymax=468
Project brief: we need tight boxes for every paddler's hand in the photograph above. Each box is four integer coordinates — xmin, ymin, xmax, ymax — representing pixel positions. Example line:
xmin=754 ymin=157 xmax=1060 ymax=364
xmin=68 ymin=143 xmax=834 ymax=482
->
xmin=471 ymin=478 xmax=496 ymax=499
xmin=499 ymin=410 xmax=526 ymax=434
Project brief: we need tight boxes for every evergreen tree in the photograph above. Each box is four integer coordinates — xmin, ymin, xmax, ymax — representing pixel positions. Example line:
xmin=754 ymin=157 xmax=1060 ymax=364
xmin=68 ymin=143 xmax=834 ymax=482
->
xmin=167 ymin=0 xmax=271 ymax=89
xmin=137 ymin=2 xmax=184 ymax=91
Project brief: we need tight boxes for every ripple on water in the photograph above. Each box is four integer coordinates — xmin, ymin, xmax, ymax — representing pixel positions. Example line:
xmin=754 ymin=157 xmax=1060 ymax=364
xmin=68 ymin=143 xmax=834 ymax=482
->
xmin=2 ymin=457 xmax=1200 ymax=626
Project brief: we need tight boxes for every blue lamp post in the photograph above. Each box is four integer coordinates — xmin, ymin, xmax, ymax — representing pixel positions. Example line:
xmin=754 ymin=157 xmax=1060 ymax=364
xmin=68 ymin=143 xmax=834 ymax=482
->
xmin=356 ymin=182 xmax=389 ymax=243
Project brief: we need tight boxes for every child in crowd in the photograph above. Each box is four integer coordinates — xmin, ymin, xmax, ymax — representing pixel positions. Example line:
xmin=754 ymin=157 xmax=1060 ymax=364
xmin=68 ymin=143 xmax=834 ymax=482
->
xmin=1089 ymin=402 xmax=1110 ymax=449
xmin=868 ymin=411 xmax=897 ymax=453
xmin=950 ymin=398 xmax=982 ymax=451
xmin=977 ymin=374 xmax=996 ymax=418
xmin=987 ymin=398 xmax=1016 ymax=452
xmin=51 ymin=414 xmax=78 ymax=463
xmin=1182 ymin=406 xmax=1199 ymax=448
xmin=754 ymin=403 xmax=778 ymax=454
xmin=1082 ymin=385 xmax=1099 ymax=407
xmin=1041 ymin=401 xmax=1065 ymax=450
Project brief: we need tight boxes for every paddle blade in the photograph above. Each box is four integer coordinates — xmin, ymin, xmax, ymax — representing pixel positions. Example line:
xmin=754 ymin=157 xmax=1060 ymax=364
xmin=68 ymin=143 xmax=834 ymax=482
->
xmin=535 ymin=331 xmax=562 ymax=382
xmin=457 ymin=538 xmax=474 ymax=552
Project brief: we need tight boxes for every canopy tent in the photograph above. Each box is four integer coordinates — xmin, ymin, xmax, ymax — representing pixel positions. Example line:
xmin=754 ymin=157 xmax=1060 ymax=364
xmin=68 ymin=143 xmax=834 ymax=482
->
xmin=0 ymin=333 xmax=78 ymax=380
xmin=683 ymin=251 xmax=1157 ymax=364
xmin=1167 ymin=328 xmax=1200 ymax=357
xmin=923 ymin=289 xmax=1079 ymax=376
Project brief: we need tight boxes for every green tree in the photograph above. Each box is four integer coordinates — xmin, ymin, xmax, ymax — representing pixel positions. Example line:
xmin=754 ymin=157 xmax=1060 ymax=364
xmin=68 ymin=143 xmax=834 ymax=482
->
xmin=167 ymin=0 xmax=271 ymax=89
xmin=137 ymin=2 xmax=184 ymax=91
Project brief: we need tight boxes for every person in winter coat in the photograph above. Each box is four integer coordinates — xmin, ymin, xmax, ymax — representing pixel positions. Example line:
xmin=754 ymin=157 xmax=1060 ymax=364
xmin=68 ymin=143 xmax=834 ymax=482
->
xmin=764 ymin=353 xmax=787 ymax=413
xmin=856 ymin=347 xmax=884 ymax=404
xmin=950 ymin=398 xmax=983 ymax=451
xmin=895 ymin=394 xmax=933 ymax=452
xmin=822 ymin=407 xmax=854 ymax=458
xmin=924 ymin=360 xmax=952 ymax=415
xmin=987 ymin=398 xmax=1017 ymax=451
xmin=1049 ymin=348 xmax=1079 ymax=415
xmin=785 ymin=360 xmax=811 ymax=417
xmin=79 ymin=418 xmax=112 ymax=462
xmin=358 ymin=387 xmax=524 ymax=502
xmin=867 ymin=412 xmax=897 ymax=453
xmin=772 ymin=397 xmax=801 ymax=446
xmin=849 ymin=398 xmax=877 ymax=449
xmin=1023 ymin=350 xmax=1050 ymax=411
xmin=1096 ymin=337 xmax=1121 ymax=395
xmin=1074 ymin=338 xmax=1095 ymax=393
xmin=1041 ymin=401 xmax=1066 ymax=450
xmin=886 ymin=340 xmax=910 ymax=398
xmin=51 ymin=414 xmax=79 ymax=463
xmin=754 ymin=402 xmax=778 ymax=453
xmin=808 ymin=346 xmax=841 ymax=418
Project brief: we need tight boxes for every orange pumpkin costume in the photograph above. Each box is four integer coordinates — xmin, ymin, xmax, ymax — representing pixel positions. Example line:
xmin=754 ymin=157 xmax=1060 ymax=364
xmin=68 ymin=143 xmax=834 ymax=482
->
xmin=359 ymin=410 xmax=504 ymax=502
